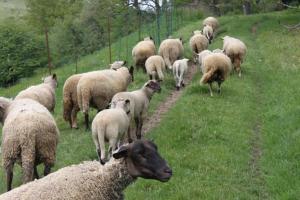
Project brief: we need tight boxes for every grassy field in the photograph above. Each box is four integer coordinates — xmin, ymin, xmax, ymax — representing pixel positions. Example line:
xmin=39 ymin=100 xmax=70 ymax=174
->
xmin=0 ymin=0 xmax=25 ymax=20
xmin=0 ymin=9 xmax=300 ymax=199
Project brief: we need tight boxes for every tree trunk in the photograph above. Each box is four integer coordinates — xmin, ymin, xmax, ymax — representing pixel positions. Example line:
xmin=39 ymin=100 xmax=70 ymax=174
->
xmin=243 ymin=0 xmax=252 ymax=15
xmin=44 ymin=27 xmax=52 ymax=75
xmin=155 ymin=0 xmax=161 ymax=44
xmin=107 ymin=15 xmax=112 ymax=64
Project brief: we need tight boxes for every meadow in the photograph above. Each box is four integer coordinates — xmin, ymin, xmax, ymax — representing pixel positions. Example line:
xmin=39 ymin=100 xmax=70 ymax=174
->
xmin=0 ymin=8 xmax=300 ymax=200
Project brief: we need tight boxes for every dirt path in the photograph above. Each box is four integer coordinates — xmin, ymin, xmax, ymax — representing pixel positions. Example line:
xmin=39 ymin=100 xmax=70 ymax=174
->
xmin=142 ymin=64 xmax=197 ymax=134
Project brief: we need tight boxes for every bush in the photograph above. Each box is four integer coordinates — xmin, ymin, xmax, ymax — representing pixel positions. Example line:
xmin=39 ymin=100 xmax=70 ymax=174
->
xmin=0 ymin=20 xmax=46 ymax=87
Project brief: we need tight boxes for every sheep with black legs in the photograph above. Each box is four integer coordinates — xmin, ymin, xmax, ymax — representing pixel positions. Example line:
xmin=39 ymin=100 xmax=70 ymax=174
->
xmin=0 ymin=140 xmax=172 ymax=200
xmin=0 ymin=97 xmax=59 ymax=191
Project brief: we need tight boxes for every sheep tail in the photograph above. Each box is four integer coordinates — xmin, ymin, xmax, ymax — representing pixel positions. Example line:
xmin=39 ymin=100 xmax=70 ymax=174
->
xmin=63 ymin=92 xmax=72 ymax=122
xmin=200 ymin=67 xmax=215 ymax=85
xmin=77 ymin=86 xmax=89 ymax=114
xmin=163 ymin=52 xmax=172 ymax=69
xmin=156 ymin=66 xmax=164 ymax=81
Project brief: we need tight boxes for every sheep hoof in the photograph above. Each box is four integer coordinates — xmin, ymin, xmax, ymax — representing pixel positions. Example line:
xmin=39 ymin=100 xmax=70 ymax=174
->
xmin=176 ymin=86 xmax=180 ymax=91
xmin=100 ymin=159 xmax=106 ymax=165
xmin=128 ymin=138 xmax=133 ymax=143
xmin=181 ymin=83 xmax=185 ymax=87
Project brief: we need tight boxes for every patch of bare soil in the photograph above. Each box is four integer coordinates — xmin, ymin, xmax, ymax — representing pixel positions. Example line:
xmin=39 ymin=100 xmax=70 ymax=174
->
xmin=142 ymin=64 xmax=197 ymax=134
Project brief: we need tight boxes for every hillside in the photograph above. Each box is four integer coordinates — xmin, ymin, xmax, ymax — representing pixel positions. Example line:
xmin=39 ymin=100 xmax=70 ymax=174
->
xmin=0 ymin=0 xmax=26 ymax=20
xmin=0 ymin=9 xmax=300 ymax=199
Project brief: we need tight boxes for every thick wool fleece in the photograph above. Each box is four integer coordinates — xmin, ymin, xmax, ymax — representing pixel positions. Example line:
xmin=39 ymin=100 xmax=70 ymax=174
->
xmin=0 ymin=160 xmax=135 ymax=200
xmin=158 ymin=38 xmax=184 ymax=69
xmin=145 ymin=55 xmax=166 ymax=81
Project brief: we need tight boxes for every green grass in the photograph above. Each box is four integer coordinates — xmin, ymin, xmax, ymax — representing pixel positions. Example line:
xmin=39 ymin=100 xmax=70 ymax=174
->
xmin=0 ymin=0 xmax=25 ymax=20
xmin=0 ymin=9 xmax=300 ymax=199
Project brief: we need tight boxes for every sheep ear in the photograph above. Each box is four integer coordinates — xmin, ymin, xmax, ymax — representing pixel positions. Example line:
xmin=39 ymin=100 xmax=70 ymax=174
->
xmin=123 ymin=60 xmax=127 ymax=65
xmin=52 ymin=73 xmax=57 ymax=80
xmin=113 ymin=145 xmax=129 ymax=159
xmin=149 ymin=36 xmax=153 ymax=40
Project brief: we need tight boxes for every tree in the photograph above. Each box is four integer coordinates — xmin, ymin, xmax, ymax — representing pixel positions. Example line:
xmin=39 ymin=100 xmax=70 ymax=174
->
xmin=25 ymin=0 xmax=66 ymax=74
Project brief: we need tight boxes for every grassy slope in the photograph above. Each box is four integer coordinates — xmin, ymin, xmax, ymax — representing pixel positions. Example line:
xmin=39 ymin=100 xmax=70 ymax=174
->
xmin=0 ymin=9 xmax=299 ymax=199
xmin=0 ymin=0 xmax=25 ymax=20
xmin=125 ymin=10 xmax=300 ymax=199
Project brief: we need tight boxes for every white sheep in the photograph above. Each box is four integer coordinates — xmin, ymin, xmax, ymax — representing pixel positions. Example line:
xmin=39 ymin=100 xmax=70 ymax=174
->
xmin=77 ymin=67 xmax=134 ymax=130
xmin=203 ymin=16 xmax=219 ymax=32
xmin=212 ymin=48 xmax=224 ymax=53
xmin=172 ymin=58 xmax=191 ymax=90
xmin=0 ymin=140 xmax=172 ymax=200
xmin=92 ymin=98 xmax=131 ymax=164
xmin=109 ymin=60 xmax=127 ymax=70
xmin=15 ymin=74 xmax=57 ymax=112
xmin=189 ymin=32 xmax=209 ymax=62
xmin=222 ymin=35 xmax=247 ymax=77
xmin=200 ymin=53 xmax=232 ymax=96
xmin=158 ymin=38 xmax=184 ymax=69
xmin=132 ymin=37 xmax=156 ymax=71
xmin=203 ymin=25 xmax=214 ymax=43
xmin=145 ymin=55 xmax=166 ymax=81
xmin=0 ymin=97 xmax=59 ymax=191
xmin=197 ymin=49 xmax=212 ymax=72
xmin=111 ymin=80 xmax=161 ymax=140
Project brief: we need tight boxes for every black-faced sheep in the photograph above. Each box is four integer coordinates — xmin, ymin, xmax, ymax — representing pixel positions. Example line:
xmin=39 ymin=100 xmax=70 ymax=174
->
xmin=172 ymin=58 xmax=192 ymax=90
xmin=132 ymin=37 xmax=156 ymax=71
xmin=189 ymin=33 xmax=209 ymax=62
xmin=92 ymin=98 xmax=131 ymax=164
xmin=111 ymin=80 xmax=161 ymax=140
xmin=77 ymin=67 xmax=134 ymax=130
xmin=158 ymin=38 xmax=184 ymax=69
xmin=0 ymin=140 xmax=172 ymax=200
xmin=200 ymin=53 xmax=232 ymax=96
xmin=145 ymin=55 xmax=166 ymax=81
xmin=15 ymin=74 xmax=57 ymax=112
xmin=222 ymin=36 xmax=247 ymax=77
xmin=0 ymin=97 xmax=59 ymax=191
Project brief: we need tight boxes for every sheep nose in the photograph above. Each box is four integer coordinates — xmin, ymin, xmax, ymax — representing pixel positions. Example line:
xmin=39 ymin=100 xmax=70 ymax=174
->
xmin=164 ymin=167 xmax=172 ymax=175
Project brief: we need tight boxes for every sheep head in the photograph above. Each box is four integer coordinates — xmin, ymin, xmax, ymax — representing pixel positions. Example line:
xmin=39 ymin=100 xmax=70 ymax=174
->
xmin=43 ymin=74 xmax=58 ymax=88
xmin=0 ymin=97 xmax=12 ymax=123
xmin=145 ymin=80 xmax=161 ymax=93
xmin=113 ymin=140 xmax=172 ymax=182
xmin=111 ymin=98 xmax=131 ymax=115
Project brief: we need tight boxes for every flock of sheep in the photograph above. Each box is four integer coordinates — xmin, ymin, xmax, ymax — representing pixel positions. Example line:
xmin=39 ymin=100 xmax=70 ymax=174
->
xmin=0 ymin=16 xmax=247 ymax=199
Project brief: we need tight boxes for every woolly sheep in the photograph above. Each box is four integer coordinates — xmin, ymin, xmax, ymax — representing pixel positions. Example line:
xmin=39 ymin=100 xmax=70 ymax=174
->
xmin=77 ymin=66 xmax=134 ymax=130
xmin=222 ymin=35 xmax=247 ymax=77
xmin=15 ymin=74 xmax=57 ymax=112
xmin=0 ymin=140 xmax=172 ymax=200
xmin=212 ymin=48 xmax=224 ymax=53
xmin=203 ymin=16 xmax=219 ymax=32
xmin=132 ymin=37 xmax=156 ymax=71
xmin=111 ymin=80 xmax=161 ymax=141
xmin=63 ymin=61 xmax=128 ymax=129
xmin=200 ymin=53 xmax=232 ymax=96
xmin=189 ymin=33 xmax=209 ymax=62
xmin=172 ymin=58 xmax=192 ymax=90
xmin=193 ymin=30 xmax=202 ymax=35
xmin=145 ymin=55 xmax=166 ymax=81
xmin=158 ymin=38 xmax=184 ymax=69
xmin=0 ymin=97 xmax=59 ymax=191
xmin=197 ymin=50 xmax=212 ymax=72
xmin=92 ymin=98 xmax=131 ymax=164
xmin=203 ymin=25 xmax=214 ymax=43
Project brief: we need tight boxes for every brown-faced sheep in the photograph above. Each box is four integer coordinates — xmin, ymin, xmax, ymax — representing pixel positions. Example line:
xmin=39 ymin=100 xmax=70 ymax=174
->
xmin=158 ymin=38 xmax=184 ymax=69
xmin=203 ymin=16 xmax=219 ymax=32
xmin=172 ymin=58 xmax=192 ymax=90
xmin=223 ymin=36 xmax=247 ymax=77
xmin=15 ymin=74 xmax=57 ymax=112
xmin=92 ymin=98 xmax=131 ymax=164
xmin=0 ymin=140 xmax=172 ymax=200
xmin=111 ymin=80 xmax=161 ymax=140
xmin=0 ymin=97 xmax=59 ymax=191
xmin=132 ymin=37 xmax=156 ymax=71
xmin=190 ymin=32 xmax=209 ymax=63
xmin=77 ymin=67 xmax=134 ymax=130
xmin=200 ymin=53 xmax=232 ymax=96
xmin=145 ymin=55 xmax=166 ymax=81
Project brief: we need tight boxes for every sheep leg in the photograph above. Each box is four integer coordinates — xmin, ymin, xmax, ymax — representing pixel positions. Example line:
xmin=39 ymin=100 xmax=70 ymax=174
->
xmin=34 ymin=165 xmax=39 ymax=179
xmin=71 ymin=107 xmax=79 ymax=129
xmin=84 ymin=113 xmax=90 ymax=131
xmin=209 ymin=83 xmax=213 ymax=97
xmin=137 ymin=120 xmax=143 ymax=139
xmin=127 ymin=126 xmax=133 ymax=143
xmin=98 ymin=131 xmax=106 ymax=165
xmin=21 ymin=144 xmax=35 ymax=184
xmin=217 ymin=82 xmax=222 ymax=94
xmin=43 ymin=165 xmax=51 ymax=176
xmin=5 ymin=161 xmax=14 ymax=191
xmin=135 ymin=117 xmax=140 ymax=139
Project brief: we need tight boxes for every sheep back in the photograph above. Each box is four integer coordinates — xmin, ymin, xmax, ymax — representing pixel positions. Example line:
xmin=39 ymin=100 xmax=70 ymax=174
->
xmin=132 ymin=40 xmax=156 ymax=67
xmin=158 ymin=38 xmax=184 ymax=69
xmin=189 ymin=34 xmax=209 ymax=54
xmin=145 ymin=55 xmax=166 ymax=81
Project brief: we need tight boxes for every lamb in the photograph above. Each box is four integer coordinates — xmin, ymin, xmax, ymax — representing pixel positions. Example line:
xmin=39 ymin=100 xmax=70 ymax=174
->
xmin=172 ymin=58 xmax=192 ymax=90
xmin=189 ymin=32 xmax=209 ymax=62
xmin=222 ymin=35 xmax=247 ymax=77
xmin=203 ymin=16 xmax=219 ymax=32
xmin=203 ymin=25 xmax=214 ymax=43
xmin=132 ymin=37 xmax=156 ymax=71
xmin=111 ymin=80 xmax=161 ymax=140
xmin=158 ymin=38 xmax=184 ymax=69
xmin=63 ymin=61 xmax=128 ymax=129
xmin=145 ymin=55 xmax=166 ymax=81
xmin=200 ymin=53 xmax=232 ymax=96
xmin=15 ymin=74 xmax=57 ymax=112
xmin=77 ymin=66 xmax=134 ymax=130
xmin=0 ymin=97 xmax=59 ymax=191
xmin=92 ymin=98 xmax=131 ymax=164
xmin=0 ymin=140 xmax=172 ymax=200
